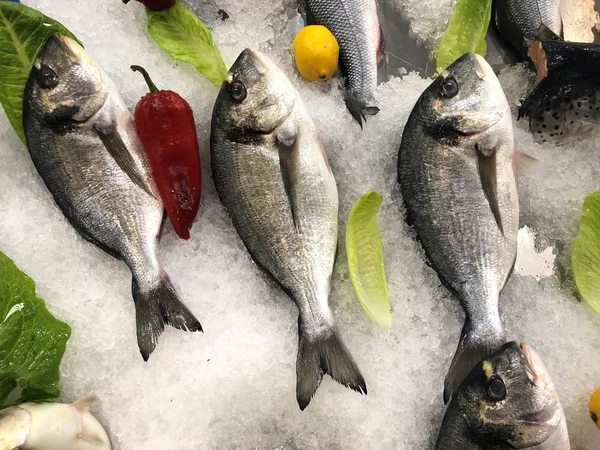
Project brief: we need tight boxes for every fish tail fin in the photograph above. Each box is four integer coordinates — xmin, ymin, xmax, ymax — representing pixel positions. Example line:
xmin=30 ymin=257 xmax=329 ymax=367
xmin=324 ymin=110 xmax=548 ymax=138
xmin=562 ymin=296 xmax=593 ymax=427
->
xmin=443 ymin=318 xmax=505 ymax=404
xmin=132 ymin=270 xmax=202 ymax=361
xmin=296 ymin=324 xmax=367 ymax=410
xmin=344 ymin=94 xmax=379 ymax=128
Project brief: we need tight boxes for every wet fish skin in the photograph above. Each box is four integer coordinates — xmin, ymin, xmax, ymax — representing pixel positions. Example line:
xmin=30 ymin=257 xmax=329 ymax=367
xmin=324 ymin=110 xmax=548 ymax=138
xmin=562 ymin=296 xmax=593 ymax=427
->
xmin=518 ymin=40 xmax=600 ymax=145
xmin=22 ymin=35 xmax=201 ymax=360
xmin=211 ymin=48 xmax=366 ymax=410
xmin=305 ymin=0 xmax=382 ymax=127
xmin=398 ymin=54 xmax=518 ymax=403
xmin=493 ymin=0 xmax=563 ymax=58
xmin=436 ymin=342 xmax=570 ymax=449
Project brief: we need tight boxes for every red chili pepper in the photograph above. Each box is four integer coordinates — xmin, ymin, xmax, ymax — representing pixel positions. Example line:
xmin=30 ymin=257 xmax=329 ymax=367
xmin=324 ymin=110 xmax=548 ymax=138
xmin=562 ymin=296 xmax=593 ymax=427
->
xmin=122 ymin=0 xmax=175 ymax=11
xmin=131 ymin=65 xmax=201 ymax=240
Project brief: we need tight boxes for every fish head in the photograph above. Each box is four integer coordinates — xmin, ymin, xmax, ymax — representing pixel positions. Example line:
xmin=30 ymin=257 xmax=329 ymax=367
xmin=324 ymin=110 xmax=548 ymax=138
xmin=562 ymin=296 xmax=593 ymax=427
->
xmin=214 ymin=48 xmax=296 ymax=133
xmin=27 ymin=35 xmax=108 ymax=123
xmin=424 ymin=53 xmax=509 ymax=136
xmin=457 ymin=341 xmax=564 ymax=448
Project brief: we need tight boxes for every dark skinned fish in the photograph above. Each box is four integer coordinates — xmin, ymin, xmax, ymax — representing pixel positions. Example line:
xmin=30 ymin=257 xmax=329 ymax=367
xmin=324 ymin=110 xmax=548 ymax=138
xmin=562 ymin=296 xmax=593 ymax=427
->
xmin=493 ymin=0 xmax=563 ymax=59
xmin=22 ymin=35 xmax=202 ymax=360
xmin=211 ymin=49 xmax=366 ymax=410
xmin=305 ymin=0 xmax=384 ymax=127
xmin=518 ymin=39 xmax=600 ymax=145
xmin=436 ymin=342 xmax=570 ymax=449
xmin=398 ymin=54 xmax=518 ymax=403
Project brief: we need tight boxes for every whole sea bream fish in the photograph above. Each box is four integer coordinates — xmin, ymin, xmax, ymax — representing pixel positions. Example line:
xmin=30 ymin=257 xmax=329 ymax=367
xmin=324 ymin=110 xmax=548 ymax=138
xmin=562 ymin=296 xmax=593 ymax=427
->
xmin=436 ymin=342 xmax=570 ymax=449
xmin=493 ymin=0 xmax=563 ymax=58
xmin=22 ymin=35 xmax=202 ymax=360
xmin=304 ymin=0 xmax=383 ymax=127
xmin=211 ymin=48 xmax=366 ymax=410
xmin=398 ymin=54 xmax=518 ymax=403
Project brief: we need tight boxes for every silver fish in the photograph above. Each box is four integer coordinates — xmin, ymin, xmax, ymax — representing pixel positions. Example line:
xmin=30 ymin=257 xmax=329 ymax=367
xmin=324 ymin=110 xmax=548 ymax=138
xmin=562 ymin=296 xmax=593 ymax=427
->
xmin=305 ymin=0 xmax=383 ymax=127
xmin=398 ymin=53 xmax=518 ymax=403
xmin=435 ymin=342 xmax=570 ymax=449
xmin=210 ymin=48 xmax=366 ymax=410
xmin=493 ymin=0 xmax=563 ymax=58
xmin=22 ymin=35 xmax=201 ymax=360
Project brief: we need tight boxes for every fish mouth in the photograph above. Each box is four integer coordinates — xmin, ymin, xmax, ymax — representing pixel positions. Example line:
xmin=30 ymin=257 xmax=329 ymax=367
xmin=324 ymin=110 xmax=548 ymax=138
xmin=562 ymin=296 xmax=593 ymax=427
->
xmin=520 ymin=342 xmax=550 ymax=387
xmin=43 ymin=35 xmax=103 ymax=83
xmin=469 ymin=53 xmax=495 ymax=81
xmin=226 ymin=48 xmax=269 ymax=85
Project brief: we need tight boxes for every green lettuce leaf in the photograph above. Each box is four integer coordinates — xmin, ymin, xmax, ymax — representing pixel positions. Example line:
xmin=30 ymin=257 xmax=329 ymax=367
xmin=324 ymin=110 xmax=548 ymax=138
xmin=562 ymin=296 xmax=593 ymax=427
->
xmin=147 ymin=1 xmax=227 ymax=87
xmin=346 ymin=192 xmax=393 ymax=329
xmin=435 ymin=0 xmax=492 ymax=73
xmin=0 ymin=251 xmax=71 ymax=407
xmin=572 ymin=191 xmax=600 ymax=315
xmin=0 ymin=2 xmax=80 ymax=144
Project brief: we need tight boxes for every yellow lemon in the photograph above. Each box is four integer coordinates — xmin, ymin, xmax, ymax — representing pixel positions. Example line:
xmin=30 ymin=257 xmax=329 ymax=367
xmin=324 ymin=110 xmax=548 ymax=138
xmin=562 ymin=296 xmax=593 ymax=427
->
xmin=590 ymin=387 xmax=600 ymax=429
xmin=293 ymin=25 xmax=339 ymax=82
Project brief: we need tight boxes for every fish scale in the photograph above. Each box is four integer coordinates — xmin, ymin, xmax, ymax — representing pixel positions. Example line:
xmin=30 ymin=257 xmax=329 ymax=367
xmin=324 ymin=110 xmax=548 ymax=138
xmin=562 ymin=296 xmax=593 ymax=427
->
xmin=305 ymin=0 xmax=381 ymax=126
xmin=493 ymin=0 xmax=563 ymax=58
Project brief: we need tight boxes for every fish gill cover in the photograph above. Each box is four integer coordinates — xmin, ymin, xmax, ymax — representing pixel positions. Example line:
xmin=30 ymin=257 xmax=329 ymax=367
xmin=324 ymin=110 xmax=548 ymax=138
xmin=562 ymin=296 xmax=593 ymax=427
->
xmin=0 ymin=251 xmax=71 ymax=407
xmin=0 ymin=1 xmax=80 ymax=144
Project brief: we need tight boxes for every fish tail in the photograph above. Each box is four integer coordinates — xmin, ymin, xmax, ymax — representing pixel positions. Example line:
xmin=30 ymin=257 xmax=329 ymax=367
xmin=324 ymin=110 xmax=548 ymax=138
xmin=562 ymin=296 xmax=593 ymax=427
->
xmin=344 ymin=94 xmax=379 ymax=128
xmin=443 ymin=318 xmax=505 ymax=404
xmin=296 ymin=324 xmax=367 ymax=410
xmin=132 ymin=270 xmax=202 ymax=361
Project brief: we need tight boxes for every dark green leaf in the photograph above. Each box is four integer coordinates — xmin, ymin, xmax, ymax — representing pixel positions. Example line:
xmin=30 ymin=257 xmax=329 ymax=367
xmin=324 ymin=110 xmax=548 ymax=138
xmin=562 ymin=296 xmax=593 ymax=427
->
xmin=0 ymin=251 xmax=71 ymax=407
xmin=146 ymin=1 xmax=228 ymax=87
xmin=0 ymin=2 xmax=80 ymax=144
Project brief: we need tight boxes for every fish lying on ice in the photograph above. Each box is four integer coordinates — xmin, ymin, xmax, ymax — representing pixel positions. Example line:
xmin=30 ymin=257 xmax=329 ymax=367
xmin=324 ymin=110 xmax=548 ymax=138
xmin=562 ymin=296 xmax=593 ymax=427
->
xmin=304 ymin=0 xmax=384 ymax=127
xmin=210 ymin=48 xmax=366 ymax=410
xmin=22 ymin=35 xmax=202 ymax=360
xmin=435 ymin=342 xmax=570 ymax=449
xmin=398 ymin=53 xmax=518 ymax=403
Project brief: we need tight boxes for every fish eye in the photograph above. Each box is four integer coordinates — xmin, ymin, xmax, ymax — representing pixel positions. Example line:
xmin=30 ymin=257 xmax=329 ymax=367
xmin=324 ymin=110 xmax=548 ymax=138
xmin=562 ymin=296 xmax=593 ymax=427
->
xmin=229 ymin=80 xmax=247 ymax=102
xmin=37 ymin=64 xmax=59 ymax=89
xmin=486 ymin=376 xmax=507 ymax=401
xmin=440 ymin=76 xmax=459 ymax=98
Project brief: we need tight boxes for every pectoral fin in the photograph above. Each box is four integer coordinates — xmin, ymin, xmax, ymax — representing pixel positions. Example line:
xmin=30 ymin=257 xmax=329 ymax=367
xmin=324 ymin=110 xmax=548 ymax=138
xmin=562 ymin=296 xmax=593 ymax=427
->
xmin=95 ymin=124 xmax=154 ymax=198
xmin=276 ymin=129 xmax=299 ymax=232
xmin=476 ymin=146 xmax=503 ymax=235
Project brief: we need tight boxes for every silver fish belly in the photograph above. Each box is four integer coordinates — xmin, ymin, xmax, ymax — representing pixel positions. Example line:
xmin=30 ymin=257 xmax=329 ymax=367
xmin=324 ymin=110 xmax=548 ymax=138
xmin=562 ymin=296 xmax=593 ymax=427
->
xmin=22 ymin=36 xmax=201 ymax=360
xmin=211 ymin=49 xmax=365 ymax=410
